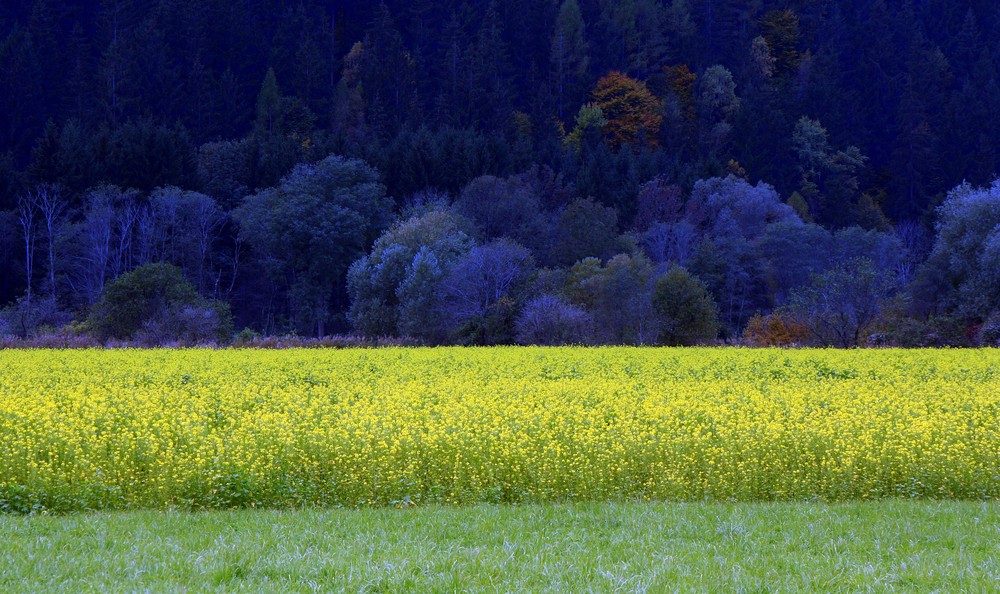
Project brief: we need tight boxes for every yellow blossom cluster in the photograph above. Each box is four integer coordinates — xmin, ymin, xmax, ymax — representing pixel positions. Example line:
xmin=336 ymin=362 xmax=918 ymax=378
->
xmin=1 ymin=347 xmax=998 ymax=511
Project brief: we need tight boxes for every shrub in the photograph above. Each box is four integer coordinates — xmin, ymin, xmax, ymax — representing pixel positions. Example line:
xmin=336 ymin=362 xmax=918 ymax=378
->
xmin=134 ymin=303 xmax=234 ymax=346
xmin=0 ymin=296 xmax=71 ymax=339
xmin=976 ymin=311 xmax=1000 ymax=347
xmin=453 ymin=296 xmax=520 ymax=346
xmin=743 ymin=311 xmax=810 ymax=347
xmin=883 ymin=315 xmax=972 ymax=348
xmin=515 ymin=295 xmax=592 ymax=345
xmin=88 ymin=263 xmax=232 ymax=342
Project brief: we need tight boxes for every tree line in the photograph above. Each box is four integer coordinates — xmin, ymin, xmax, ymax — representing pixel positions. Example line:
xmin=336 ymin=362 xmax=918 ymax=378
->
xmin=1 ymin=0 xmax=999 ymax=345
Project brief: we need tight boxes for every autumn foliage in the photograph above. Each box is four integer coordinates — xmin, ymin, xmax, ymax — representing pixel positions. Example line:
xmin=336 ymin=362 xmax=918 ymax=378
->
xmin=743 ymin=311 xmax=810 ymax=347
xmin=591 ymin=71 xmax=663 ymax=148
xmin=759 ymin=9 xmax=802 ymax=76
xmin=664 ymin=64 xmax=697 ymax=122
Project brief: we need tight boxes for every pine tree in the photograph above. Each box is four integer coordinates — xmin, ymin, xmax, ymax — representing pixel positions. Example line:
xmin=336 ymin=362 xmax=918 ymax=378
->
xmin=551 ymin=0 xmax=590 ymax=122
xmin=97 ymin=0 xmax=139 ymax=124
xmin=470 ymin=1 xmax=513 ymax=131
xmin=663 ymin=0 xmax=696 ymax=63
xmin=359 ymin=2 xmax=415 ymax=133
xmin=759 ymin=9 xmax=802 ymax=77
xmin=255 ymin=67 xmax=281 ymax=137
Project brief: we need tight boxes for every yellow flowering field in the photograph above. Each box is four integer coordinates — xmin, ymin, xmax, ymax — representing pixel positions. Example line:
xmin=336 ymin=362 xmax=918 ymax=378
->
xmin=1 ymin=348 xmax=999 ymax=512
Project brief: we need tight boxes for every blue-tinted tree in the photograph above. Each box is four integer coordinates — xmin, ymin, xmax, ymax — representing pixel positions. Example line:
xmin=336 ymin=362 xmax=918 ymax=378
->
xmin=235 ymin=155 xmax=392 ymax=336
xmin=347 ymin=208 xmax=473 ymax=340
xmin=924 ymin=180 xmax=1000 ymax=320
xmin=441 ymin=238 xmax=535 ymax=344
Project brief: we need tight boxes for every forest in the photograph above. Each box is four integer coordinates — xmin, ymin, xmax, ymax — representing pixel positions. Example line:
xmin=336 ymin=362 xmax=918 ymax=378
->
xmin=1 ymin=0 xmax=999 ymax=346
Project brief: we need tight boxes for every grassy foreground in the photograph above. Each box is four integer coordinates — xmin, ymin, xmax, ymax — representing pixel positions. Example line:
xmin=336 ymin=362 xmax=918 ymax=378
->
xmin=3 ymin=501 xmax=999 ymax=592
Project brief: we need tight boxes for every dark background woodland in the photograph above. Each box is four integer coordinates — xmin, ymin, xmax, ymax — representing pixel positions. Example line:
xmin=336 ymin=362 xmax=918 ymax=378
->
xmin=1 ymin=0 xmax=999 ymax=346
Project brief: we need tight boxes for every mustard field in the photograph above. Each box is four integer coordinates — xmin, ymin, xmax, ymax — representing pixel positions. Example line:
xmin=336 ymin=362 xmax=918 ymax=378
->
xmin=1 ymin=348 xmax=998 ymax=512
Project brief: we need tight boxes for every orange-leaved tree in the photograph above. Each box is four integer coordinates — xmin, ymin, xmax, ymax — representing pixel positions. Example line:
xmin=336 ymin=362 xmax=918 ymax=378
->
xmin=591 ymin=71 xmax=662 ymax=149
xmin=759 ymin=9 xmax=802 ymax=77
xmin=664 ymin=64 xmax=697 ymax=122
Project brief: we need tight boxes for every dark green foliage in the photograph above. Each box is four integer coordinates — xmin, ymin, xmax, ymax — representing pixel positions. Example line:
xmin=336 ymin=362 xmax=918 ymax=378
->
xmin=652 ymin=265 xmax=720 ymax=345
xmin=791 ymin=117 xmax=868 ymax=227
xmin=882 ymin=313 xmax=971 ymax=348
xmin=452 ymin=296 xmax=519 ymax=346
xmin=564 ymin=253 xmax=659 ymax=344
xmin=0 ymin=0 xmax=992 ymax=221
xmin=382 ymin=126 xmax=513 ymax=198
xmin=105 ymin=120 xmax=197 ymax=192
xmin=453 ymin=174 xmax=553 ymax=259
xmin=552 ymin=198 xmax=624 ymax=267
xmin=235 ymin=154 xmax=393 ymax=336
xmin=255 ymin=68 xmax=282 ymax=137
xmin=551 ymin=0 xmax=590 ymax=121
xmin=87 ymin=263 xmax=231 ymax=341
xmin=27 ymin=119 xmax=196 ymax=198
xmin=196 ymin=139 xmax=254 ymax=211
xmin=758 ymin=9 xmax=801 ymax=77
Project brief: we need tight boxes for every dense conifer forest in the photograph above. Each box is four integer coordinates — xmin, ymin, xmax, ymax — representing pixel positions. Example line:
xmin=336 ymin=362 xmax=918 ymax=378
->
xmin=1 ymin=0 xmax=999 ymax=346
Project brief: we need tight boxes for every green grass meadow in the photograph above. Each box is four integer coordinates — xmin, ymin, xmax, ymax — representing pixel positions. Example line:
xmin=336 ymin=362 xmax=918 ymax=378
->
xmin=3 ymin=501 xmax=998 ymax=592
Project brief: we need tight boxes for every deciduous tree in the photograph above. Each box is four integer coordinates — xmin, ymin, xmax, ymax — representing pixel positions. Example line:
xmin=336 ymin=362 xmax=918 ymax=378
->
xmin=787 ymin=258 xmax=895 ymax=347
xmin=235 ymin=155 xmax=392 ymax=336
xmin=652 ymin=264 xmax=720 ymax=345
xmin=591 ymin=71 xmax=662 ymax=148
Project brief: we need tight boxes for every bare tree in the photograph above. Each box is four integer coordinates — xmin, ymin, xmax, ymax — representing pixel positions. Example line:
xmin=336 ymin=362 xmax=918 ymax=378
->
xmin=643 ymin=220 xmax=698 ymax=268
xmin=895 ymin=219 xmax=930 ymax=284
xmin=30 ymin=184 xmax=66 ymax=301
xmin=135 ymin=202 xmax=157 ymax=267
xmin=190 ymin=193 xmax=225 ymax=292
xmin=79 ymin=187 xmax=115 ymax=303
xmin=222 ymin=234 xmax=241 ymax=299
xmin=144 ymin=187 xmax=225 ymax=292
xmin=111 ymin=195 xmax=141 ymax=278
xmin=16 ymin=194 xmax=37 ymax=306
xmin=148 ymin=187 xmax=182 ymax=263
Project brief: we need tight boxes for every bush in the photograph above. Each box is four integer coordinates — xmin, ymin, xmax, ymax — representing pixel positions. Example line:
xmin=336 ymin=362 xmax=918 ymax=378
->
xmin=224 ymin=334 xmax=422 ymax=349
xmin=453 ymin=296 xmax=520 ymax=346
xmin=976 ymin=311 xmax=1000 ymax=347
xmin=515 ymin=295 xmax=592 ymax=345
xmin=883 ymin=315 xmax=973 ymax=348
xmin=0 ymin=296 xmax=71 ymax=339
xmin=134 ymin=302 xmax=234 ymax=346
xmin=232 ymin=327 xmax=262 ymax=346
xmin=743 ymin=311 xmax=810 ymax=347
xmin=88 ymin=263 xmax=232 ymax=342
